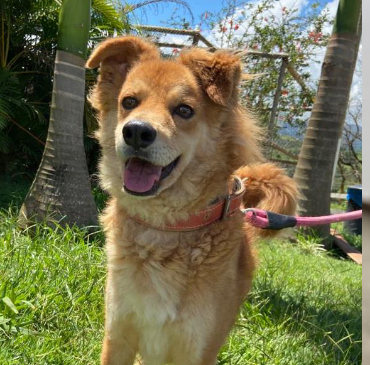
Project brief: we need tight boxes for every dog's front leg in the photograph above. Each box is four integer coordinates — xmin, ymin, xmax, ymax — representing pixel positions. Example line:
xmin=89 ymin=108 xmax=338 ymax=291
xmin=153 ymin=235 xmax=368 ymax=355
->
xmin=101 ymin=329 xmax=138 ymax=365
xmin=101 ymin=275 xmax=139 ymax=365
xmin=101 ymin=314 xmax=139 ymax=365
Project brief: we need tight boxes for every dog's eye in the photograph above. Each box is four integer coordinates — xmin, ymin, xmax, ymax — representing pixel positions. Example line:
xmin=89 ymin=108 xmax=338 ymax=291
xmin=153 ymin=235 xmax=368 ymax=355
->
xmin=122 ymin=97 xmax=139 ymax=110
xmin=174 ymin=104 xmax=194 ymax=119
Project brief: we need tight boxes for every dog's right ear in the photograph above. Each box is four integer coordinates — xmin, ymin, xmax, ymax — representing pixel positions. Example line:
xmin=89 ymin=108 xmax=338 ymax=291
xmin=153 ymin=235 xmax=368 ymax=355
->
xmin=86 ymin=36 xmax=160 ymax=112
xmin=86 ymin=36 xmax=160 ymax=84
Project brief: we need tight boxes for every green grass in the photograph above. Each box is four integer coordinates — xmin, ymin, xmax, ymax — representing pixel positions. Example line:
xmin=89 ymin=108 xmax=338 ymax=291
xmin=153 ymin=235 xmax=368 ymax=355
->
xmin=0 ymin=209 xmax=106 ymax=364
xmin=341 ymin=232 xmax=362 ymax=252
xmin=330 ymin=199 xmax=362 ymax=252
xmin=331 ymin=200 xmax=347 ymax=213
xmin=0 ymin=209 xmax=361 ymax=365
xmin=220 ymin=239 xmax=361 ymax=364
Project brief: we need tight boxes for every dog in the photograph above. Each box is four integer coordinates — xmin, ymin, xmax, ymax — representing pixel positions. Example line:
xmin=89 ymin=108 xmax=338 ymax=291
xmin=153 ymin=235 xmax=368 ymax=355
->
xmin=86 ymin=36 xmax=298 ymax=365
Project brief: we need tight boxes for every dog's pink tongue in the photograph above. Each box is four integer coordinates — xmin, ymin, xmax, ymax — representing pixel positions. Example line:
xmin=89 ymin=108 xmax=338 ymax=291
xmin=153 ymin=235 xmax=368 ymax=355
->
xmin=124 ymin=158 xmax=162 ymax=193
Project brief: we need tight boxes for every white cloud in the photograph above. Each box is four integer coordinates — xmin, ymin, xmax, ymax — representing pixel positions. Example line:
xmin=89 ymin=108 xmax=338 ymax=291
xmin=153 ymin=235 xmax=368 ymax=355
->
xmin=251 ymin=0 xmax=309 ymax=19
xmin=206 ymin=0 xmax=310 ymax=47
xmin=321 ymin=0 xmax=339 ymax=33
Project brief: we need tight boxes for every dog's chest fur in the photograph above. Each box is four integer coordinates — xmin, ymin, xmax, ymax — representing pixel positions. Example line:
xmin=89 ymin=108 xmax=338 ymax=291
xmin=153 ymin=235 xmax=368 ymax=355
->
xmin=104 ymin=207 xmax=243 ymax=328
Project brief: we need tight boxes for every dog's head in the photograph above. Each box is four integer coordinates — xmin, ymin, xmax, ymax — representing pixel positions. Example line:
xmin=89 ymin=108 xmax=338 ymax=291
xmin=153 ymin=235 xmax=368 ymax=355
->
xmin=86 ymin=36 xmax=260 ymax=212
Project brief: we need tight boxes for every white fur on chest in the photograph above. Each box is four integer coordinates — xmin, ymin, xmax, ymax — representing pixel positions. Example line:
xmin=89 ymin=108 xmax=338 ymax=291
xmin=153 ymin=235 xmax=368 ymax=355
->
xmin=107 ymin=261 xmax=181 ymax=327
xmin=106 ymin=225 xmax=190 ymax=328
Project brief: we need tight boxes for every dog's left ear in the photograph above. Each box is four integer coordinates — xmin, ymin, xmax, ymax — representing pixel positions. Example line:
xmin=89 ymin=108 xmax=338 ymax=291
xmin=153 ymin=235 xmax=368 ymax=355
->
xmin=179 ymin=48 xmax=241 ymax=106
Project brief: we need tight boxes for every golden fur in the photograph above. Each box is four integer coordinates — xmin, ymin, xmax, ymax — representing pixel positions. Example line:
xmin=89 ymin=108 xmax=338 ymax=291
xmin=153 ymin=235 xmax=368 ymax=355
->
xmin=86 ymin=36 xmax=298 ymax=365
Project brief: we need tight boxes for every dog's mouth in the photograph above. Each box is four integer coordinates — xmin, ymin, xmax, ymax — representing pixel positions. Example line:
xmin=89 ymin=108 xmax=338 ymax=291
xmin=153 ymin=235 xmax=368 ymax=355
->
xmin=123 ymin=156 xmax=180 ymax=196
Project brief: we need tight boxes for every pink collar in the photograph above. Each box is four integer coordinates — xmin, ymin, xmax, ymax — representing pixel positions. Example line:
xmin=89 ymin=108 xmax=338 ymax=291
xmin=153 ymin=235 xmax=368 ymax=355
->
xmin=130 ymin=177 xmax=246 ymax=232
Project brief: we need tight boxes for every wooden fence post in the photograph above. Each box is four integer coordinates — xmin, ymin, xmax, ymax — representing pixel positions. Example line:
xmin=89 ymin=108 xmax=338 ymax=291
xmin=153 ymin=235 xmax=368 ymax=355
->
xmin=268 ymin=58 xmax=287 ymax=136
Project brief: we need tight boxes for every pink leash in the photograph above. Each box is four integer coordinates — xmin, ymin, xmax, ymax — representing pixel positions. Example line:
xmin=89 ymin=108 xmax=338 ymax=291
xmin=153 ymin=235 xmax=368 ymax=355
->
xmin=244 ymin=208 xmax=362 ymax=230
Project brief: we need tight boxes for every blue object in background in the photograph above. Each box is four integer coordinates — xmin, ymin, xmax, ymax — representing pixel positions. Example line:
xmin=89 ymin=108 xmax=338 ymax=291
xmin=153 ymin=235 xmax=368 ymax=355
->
xmin=347 ymin=185 xmax=362 ymax=208
xmin=345 ymin=185 xmax=362 ymax=235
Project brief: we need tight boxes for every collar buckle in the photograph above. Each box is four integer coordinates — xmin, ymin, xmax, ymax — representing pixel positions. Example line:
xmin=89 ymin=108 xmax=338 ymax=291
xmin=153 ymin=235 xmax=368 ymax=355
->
xmin=222 ymin=194 xmax=232 ymax=220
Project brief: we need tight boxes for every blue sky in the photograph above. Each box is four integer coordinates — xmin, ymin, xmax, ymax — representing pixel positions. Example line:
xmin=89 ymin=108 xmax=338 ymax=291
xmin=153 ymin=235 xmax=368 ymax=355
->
xmin=131 ymin=0 xmax=223 ymax=26
xmin=131 ymin=0 xmax=333 ymax=27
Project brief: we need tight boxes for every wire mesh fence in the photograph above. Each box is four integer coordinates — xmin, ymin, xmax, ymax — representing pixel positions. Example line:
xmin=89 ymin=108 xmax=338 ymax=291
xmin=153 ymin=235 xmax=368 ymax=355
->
xmin=132 ymin=25 xmax=214 ymax=56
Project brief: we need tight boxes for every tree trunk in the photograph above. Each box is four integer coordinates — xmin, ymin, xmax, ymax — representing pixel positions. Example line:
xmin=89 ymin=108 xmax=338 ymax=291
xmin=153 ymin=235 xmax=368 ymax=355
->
xmin=20 ymin=0 xmax=98 ymax=227
xmin=20 ymin=50 xmax=98 ymax=227
xmin=293 ymin=0 xmax=361 ymax=240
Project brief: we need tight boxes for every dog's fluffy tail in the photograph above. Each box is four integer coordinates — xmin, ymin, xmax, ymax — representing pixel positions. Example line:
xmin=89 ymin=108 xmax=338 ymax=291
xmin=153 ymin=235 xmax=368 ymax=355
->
xmin=235 ymin=163 xmax=299 ymax=239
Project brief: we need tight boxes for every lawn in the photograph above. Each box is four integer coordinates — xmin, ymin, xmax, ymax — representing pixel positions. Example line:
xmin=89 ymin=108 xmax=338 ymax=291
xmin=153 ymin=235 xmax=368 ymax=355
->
xmin=0 ymin=207 xmax=361 ymax=365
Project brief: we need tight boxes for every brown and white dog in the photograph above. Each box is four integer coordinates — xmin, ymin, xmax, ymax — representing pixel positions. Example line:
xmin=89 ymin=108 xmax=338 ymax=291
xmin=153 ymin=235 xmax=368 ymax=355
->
xmin=86 ymin=36 xmax=298 ymax=365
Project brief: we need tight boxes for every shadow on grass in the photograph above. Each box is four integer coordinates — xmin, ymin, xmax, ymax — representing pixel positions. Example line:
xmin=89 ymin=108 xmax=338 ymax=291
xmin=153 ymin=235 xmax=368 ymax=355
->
xmin=239 ymin=285 xmax=361 ymax=364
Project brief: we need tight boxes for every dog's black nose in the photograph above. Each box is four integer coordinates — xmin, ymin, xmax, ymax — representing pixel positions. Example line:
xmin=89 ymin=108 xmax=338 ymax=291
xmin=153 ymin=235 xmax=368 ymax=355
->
xmin=122 ymin=121 xmax=157 ymax=149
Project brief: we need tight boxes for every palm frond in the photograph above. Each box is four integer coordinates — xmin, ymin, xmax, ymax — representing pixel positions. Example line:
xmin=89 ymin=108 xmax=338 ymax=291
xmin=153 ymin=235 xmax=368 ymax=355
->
xmin=126 ymin=0 xmax=194 ymax=22
xmin=0 ymin=68 xmax=47 ymax=132
xmin=0 ymin=68 xmax=22 ymax=128
xmin=92 ymin=0 xmax=131 ymax=33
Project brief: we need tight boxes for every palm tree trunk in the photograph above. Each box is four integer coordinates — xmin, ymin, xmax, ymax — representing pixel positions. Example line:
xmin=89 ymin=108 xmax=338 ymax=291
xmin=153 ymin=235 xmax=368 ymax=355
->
xmin=293 ymin=0 xmax=361 ymax=240
xmin=20 ymin=0 xmax=98 ymax=227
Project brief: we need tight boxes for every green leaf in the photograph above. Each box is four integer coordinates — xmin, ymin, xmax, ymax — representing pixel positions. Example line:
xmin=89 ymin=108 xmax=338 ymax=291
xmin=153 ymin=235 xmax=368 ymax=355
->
xmin=2 ymin=297 xmax=19 ymax=314
xmin=92 ymin=0 xmax=130 ymax=33
xmin=0 ymin=315 xmax=11 ymax=326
